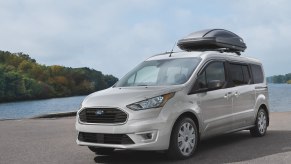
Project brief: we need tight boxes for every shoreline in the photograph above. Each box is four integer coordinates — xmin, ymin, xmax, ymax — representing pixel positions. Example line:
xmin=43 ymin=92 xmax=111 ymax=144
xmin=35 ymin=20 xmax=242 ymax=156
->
xmin=0 ymin=95 xmax=86 ymax=104
xmin=32 ymin=111 xmax=77 ymax=119
xmin=0 ymin=111 xmax=77 ymax=121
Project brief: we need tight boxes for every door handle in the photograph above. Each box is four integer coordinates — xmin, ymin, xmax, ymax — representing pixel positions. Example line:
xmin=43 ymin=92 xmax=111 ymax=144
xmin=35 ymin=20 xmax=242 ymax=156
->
xmin=234 ymin=91 xmax=240 ymax=97
xmin=224 ymin=92 xmax=232 ymax=99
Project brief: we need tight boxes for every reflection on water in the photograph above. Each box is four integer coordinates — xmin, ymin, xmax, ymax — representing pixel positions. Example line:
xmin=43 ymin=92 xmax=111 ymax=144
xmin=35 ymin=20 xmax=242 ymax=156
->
xmin=0 ymin=96 xmax=86 ymax=119
xmin=0 ymin=84 xmax=291 ymax=119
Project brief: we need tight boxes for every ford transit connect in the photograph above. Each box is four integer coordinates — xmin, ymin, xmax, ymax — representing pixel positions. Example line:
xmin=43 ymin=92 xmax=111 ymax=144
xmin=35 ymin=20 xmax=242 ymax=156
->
xmin=76 ymin=29 xmax=269 ymax=159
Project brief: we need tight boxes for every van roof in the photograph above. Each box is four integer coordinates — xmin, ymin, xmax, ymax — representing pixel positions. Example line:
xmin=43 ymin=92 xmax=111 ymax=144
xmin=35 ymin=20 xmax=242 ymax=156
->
xmin=146 ymin=51 xmax=261 ymax=65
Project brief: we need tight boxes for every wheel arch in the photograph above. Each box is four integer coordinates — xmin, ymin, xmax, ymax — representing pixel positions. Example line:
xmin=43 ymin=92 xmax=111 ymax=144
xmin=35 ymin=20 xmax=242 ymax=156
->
xmin=170 ymin=111 xmax=201 ymax=141
xmin=259 ymin=104 xmax=269 ymax=126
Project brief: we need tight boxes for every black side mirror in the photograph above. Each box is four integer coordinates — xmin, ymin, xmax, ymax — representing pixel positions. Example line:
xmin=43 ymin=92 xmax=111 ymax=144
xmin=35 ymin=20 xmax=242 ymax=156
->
xmin=189 ymin=79 xmax=224 ymax=95
xmin=208 ymin=80 xmax=224 ymax=90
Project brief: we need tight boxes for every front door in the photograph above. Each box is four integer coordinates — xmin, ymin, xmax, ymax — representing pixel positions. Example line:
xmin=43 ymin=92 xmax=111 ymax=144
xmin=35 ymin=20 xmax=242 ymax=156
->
xmin=191 ymin=61 xmax=234 ymax=137
xmin=198 ymin=88 xmax=234 ymax=136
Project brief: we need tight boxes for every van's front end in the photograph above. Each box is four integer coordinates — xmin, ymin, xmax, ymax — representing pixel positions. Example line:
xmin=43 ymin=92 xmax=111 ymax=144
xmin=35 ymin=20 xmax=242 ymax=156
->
xmin=76 ymin=54 xmax=201 ymax=152
xmin=76 ymin=86 xmax=181 ymax=151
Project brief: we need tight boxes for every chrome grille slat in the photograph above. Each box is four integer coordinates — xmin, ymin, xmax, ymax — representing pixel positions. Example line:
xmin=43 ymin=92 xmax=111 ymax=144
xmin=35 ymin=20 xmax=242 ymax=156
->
xmin=79 ymin=108 xmax=127 ymax=124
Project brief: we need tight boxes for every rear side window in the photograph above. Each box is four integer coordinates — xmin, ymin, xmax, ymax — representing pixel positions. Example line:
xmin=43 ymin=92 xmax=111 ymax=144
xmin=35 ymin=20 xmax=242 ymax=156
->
xmin=251 ymin=64 xmax=264 ymax=83
xmin=229 ymin=63 xmax=251 ymax=86
xmin=242 ymin=65 xmax=251 ymax=84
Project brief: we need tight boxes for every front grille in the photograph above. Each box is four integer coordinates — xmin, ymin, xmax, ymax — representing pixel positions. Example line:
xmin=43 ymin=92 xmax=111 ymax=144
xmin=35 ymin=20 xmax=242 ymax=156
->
xmin=78 ymin=132 xmax=134 ymax=144
xmin=79 ymin=108 xmax=127 ymax=124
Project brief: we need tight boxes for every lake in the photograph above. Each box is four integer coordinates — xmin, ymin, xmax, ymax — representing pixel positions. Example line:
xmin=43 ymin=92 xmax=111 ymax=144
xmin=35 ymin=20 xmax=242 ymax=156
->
xmin=268 ymin=84 xmax=291 ymax=112
xmin=0 ymin=84 xmax=291 ymax=119
xmin=0 ymin=96 xmax=86 ymax=120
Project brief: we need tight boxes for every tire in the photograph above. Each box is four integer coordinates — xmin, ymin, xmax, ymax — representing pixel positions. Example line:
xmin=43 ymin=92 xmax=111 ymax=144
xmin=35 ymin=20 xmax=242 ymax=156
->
xmin=88 ymin=146 xmax=115 ymax=155
xmin=167 ymin=117 xmax=198 ymax=160
xmin=250 ymin=109 xmax=268 ymax=137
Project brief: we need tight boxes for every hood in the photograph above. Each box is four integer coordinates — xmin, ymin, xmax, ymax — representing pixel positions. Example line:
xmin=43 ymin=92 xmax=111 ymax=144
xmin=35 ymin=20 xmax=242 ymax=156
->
xmin=81 ymin=85 xmax=184 ymax=108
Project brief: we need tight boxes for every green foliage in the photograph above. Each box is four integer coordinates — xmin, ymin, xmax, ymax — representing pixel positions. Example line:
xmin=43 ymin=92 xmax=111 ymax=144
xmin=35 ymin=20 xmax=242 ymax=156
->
xmin=267 ymin=73 xmax=291 ymax=84
xmin=104 ymin=75 xmax=119 ymax=87
xmin=0 ymin=50 xmax=118 ymax=102
xmin=0 ymin=67 xmax=5 ymax=98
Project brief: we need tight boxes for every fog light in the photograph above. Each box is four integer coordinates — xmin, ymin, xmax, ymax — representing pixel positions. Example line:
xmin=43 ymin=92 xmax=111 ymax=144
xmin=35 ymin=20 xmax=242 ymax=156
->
xmin=141 ymin=133 xmax=153 ymax=140
xmin=135 ymin=130 xmax=158 ymax=142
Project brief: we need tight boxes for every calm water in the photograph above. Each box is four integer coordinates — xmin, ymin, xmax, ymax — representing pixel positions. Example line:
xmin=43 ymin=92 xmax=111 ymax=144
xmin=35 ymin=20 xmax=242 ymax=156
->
xmin=268 ymin=84 xmax=291 ymax=112
xmin=0 ymin=96 xmax=86 ymax=119
xmin=0 ymin=84 xmax=291 ymax=119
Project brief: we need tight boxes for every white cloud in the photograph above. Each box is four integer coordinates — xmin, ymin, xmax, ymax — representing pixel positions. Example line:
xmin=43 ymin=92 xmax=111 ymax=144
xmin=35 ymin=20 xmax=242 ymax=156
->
xmin=0 ymin=0 xmax=291 ymax=77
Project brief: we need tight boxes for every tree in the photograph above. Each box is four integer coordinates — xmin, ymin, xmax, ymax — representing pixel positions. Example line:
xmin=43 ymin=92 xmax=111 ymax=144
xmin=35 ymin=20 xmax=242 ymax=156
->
xmin=0 ymin=50 xmax=118 ymax=102
xmin=50 ymin=65 xmax=64 ymax=76
xmin=4 ymin=72 xmax=22 ymax=100
xmin=285 ymin=73 xmax=291 ymax=82
xmin=0 ymin=66 xmax=5 ymax=99
xmin=18 ymin=60 xmax=32 ymax=72
xmin=272 ymin=75 xmax=285 ymax=83
xmin=104 ymin=75 xmax=118 ymax=87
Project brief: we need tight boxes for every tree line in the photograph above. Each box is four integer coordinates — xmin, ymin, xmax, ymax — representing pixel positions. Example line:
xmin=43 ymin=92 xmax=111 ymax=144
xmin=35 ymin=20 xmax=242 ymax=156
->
xmin=0 ymin=50 xmax=118 ymax=102
xmin=267 ymin=73 xmax=291 ymax=84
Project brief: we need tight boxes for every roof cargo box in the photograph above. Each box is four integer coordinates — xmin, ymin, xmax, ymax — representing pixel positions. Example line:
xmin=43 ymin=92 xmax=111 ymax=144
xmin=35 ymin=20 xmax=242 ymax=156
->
xmin=177 ymin=29 xmax=247 ymax=52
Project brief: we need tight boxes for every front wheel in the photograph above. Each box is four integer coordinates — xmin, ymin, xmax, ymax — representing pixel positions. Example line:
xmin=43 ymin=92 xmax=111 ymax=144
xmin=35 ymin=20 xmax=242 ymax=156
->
xmin=88 ymin=147 xmax=115 ymax=155
xmin=250 ymin=109 xmax=268 ymax=137
xmin=167 ymin=117 xmax=198 ymax=160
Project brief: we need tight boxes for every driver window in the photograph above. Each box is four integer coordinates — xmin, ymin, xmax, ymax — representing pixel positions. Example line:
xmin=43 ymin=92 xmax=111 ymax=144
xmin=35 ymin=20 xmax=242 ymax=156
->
xmin=205 ymin=62 xmax=225 ymax=83
xmin=194 ymin=61 xmax=225 ymax=91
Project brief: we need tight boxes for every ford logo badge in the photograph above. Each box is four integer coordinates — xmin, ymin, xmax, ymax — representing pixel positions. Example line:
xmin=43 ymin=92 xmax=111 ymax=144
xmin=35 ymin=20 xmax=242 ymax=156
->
xmin=95 ymin=110 xmax=104 ymax=116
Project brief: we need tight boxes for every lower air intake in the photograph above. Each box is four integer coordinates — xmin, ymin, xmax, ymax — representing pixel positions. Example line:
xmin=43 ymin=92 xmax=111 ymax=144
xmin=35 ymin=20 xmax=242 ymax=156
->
xmin=78 ymin=132 xmax=134 ymax=145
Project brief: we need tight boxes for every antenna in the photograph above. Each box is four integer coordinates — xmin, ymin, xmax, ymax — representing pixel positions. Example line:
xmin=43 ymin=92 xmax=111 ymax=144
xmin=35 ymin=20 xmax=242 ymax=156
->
xmin=169 ymin=42 xmax=176 ymax=57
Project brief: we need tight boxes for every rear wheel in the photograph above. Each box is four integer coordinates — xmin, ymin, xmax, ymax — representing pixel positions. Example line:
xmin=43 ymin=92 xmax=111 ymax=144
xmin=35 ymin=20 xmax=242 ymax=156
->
xmin=250 ymin=109 xmax=268 ymax=137
xmin=167 ymin=117 xmax=198 ymax=160
xmin=88 ymin=147 xmax=115 ymax=155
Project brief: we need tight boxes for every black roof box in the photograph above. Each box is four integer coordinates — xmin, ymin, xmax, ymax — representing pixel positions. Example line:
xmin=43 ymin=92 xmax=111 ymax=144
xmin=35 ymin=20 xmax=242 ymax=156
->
xmin=177 ymin=29 xmax=247 ymax=52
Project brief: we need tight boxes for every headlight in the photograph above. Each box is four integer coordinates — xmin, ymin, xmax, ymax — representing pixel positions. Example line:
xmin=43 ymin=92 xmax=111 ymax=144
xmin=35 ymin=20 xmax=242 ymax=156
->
xmin=127 ymin=92 xmax=175 ymax=111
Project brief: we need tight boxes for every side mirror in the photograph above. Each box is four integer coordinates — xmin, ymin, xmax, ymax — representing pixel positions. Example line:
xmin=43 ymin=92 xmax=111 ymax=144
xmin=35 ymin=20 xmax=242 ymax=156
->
xmin=189 ymin=79 xmax=224 ymax=95
xmin=208 ymin=80 xmax=224 ymax=90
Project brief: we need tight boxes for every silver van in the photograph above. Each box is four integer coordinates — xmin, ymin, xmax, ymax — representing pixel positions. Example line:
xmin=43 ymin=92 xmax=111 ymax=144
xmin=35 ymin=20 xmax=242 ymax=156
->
xmin=76 ymin=29 xmax=269 ymax=159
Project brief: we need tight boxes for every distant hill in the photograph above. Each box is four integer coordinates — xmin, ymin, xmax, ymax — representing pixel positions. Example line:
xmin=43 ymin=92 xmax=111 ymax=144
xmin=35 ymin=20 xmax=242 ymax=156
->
xmin=267 ymin=73 xmax=291 ymax=84
xmin=0 ymin=50 xmax=118 ymax=102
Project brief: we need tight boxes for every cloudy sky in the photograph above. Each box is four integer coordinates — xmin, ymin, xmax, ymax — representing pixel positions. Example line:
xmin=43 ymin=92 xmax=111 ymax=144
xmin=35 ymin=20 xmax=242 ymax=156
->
xmin=0 ymin=0 xmax=290 ymax=78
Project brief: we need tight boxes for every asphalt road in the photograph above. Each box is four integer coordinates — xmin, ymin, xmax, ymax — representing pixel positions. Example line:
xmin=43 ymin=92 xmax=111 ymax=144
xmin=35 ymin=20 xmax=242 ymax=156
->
xmin=0 ymin=112 xmax=291 ymax=164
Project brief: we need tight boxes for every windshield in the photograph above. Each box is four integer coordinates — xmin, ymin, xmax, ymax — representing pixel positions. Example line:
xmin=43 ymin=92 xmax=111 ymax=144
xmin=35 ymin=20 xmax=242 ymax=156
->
xmin=115 ymin=57 xmax=201 ymax=87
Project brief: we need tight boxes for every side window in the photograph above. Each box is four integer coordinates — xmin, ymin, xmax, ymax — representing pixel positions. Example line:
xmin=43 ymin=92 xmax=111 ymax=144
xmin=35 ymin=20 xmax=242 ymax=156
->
xmin=242 ymin=65 xmax=251 ymax=84
xmin=205 ymin=62 xmax=225 ymax=82
xmin=195 ymin=61 xmax=225 ymax=90
xmin=251 ymin=64 xmax=264 ymax=83
xmin=229 ymin=64 xmax=244 ymax=86
xmin=196 ymin=71 xmax=206 ymax=89
xmin=229 ymin=63 xmax=250 ymax=86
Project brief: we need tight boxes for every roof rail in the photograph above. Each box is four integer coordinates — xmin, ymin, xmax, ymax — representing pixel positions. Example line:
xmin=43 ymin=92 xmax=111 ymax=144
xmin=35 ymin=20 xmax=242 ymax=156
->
xmin=190 ymin=48 xmax=242 ymax=56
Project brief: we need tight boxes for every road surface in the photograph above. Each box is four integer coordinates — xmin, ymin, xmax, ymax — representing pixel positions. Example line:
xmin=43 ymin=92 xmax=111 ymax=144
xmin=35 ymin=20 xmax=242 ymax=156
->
xmin=0 ymin=112 xmax=291 ymax=164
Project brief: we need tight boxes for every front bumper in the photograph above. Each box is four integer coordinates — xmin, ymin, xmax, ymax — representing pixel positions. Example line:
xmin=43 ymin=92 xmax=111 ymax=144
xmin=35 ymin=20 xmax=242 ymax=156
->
xmin=76 ymin=116 xmax=174 ymax=151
